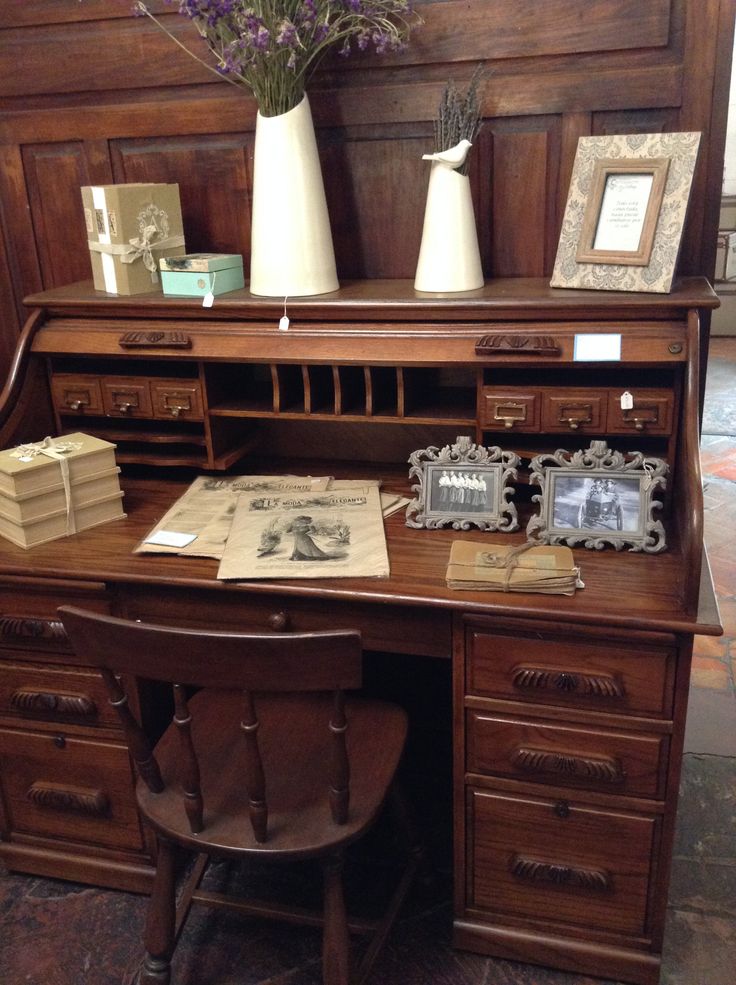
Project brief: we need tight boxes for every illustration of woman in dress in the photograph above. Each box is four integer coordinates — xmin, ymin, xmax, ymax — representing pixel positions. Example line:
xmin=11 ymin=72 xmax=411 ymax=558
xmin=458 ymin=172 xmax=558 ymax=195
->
xmin=287 ymin=515 xmax=332 ymax=561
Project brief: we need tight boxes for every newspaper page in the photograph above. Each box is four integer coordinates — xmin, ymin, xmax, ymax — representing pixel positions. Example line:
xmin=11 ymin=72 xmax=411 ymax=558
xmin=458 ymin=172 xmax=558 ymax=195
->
xmin=217 ymin=486 xmax=389 ymax=580
xmin=135 ymin=475 xmax=330 ymax=558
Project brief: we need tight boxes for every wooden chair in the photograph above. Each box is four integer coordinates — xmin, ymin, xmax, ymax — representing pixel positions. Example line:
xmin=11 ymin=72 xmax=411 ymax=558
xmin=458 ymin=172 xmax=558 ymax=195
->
xmin=59 ymin=606 xmax=420 ymax=985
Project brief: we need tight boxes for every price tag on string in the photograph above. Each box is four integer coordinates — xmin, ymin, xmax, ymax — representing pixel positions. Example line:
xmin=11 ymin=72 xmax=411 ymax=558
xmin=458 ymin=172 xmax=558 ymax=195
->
xmin=620 ymin=391 xmax=634 ymax=410
xmin=279 ymin=297 xmax=290 ymax=331
xmin=202 ymin=271 xmax=216 ymax=308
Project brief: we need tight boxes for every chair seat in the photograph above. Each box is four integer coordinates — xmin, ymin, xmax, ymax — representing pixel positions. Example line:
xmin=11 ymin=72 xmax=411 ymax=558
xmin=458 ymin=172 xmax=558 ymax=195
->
xmin=138 ymin=691 xmax=408 ymax=860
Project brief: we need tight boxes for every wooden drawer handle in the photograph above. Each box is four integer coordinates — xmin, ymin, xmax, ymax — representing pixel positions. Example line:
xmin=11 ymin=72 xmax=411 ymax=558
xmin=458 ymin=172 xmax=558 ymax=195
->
xmin=511 ymin=854 xmax=611 ymax=892
xmin=11 ymin=688 xmax=97 ymax=718
xmin=26 ymin=781 xmax=110 ymax=817
xmin=511 ymin=665 xmax=624 ymax=699
xmin=511 ymin=747 xmax=624 ymax=783
xmin=0 ymin=615 xmax=68 ymax=644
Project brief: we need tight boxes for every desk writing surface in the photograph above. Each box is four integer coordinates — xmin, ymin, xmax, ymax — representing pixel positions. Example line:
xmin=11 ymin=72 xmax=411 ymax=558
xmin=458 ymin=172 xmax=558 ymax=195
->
xmin=0 ymin=471 xmax=719 ymax=638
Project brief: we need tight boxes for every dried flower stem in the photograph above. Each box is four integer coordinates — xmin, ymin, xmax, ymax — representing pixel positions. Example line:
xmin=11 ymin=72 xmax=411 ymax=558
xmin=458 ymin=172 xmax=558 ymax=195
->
xmin=434 ymin=67 xmax=485 ymax=176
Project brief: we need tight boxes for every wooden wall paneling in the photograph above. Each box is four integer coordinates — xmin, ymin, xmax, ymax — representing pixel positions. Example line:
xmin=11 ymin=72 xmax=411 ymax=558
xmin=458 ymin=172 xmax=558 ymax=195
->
xmin=22 ymin=141 xmax=114 ymax=290
xmin=487 ymin=119 xmax=562 ymax=278
xmin=110 ymin=134 xmax=254 ymax=259
xmin=326 ymin=126 xmax=430 ymax=280
xmin=0 ymin=193 xmax=20 ymax=374
xmin=0 ymin=143 xmax=44 ymax=319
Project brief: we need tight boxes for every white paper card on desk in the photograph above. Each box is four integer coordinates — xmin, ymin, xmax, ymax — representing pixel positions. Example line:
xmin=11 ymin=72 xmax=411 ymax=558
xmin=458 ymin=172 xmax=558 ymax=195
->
xmin=144 ymin=530 xmax=198 ymax=548
xmin=574 ymin=333 xmax=621 ymax=362
xmin=217 ymin=486 xmax=389 ymax=580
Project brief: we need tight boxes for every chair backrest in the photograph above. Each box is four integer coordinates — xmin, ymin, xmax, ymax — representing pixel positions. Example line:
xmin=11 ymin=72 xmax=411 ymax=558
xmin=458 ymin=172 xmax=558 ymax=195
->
xmin=59 ymin=606 xmax=363 ymax=842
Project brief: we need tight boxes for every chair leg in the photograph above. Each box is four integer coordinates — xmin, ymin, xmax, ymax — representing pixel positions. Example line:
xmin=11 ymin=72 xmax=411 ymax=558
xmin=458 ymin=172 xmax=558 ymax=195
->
xmin=138 ymin=838 xmax=178 ymax=985
xmin=322 ymin=853 xmax=350 ymax=985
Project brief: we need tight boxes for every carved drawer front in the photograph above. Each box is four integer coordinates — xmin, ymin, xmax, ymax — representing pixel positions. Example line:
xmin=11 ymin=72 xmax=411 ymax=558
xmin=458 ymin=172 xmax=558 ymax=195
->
xmin=50 ymin=375 xmax=104 ymax=416
xmin=101 ymin=377 xmax=153 ymax=418
xmin=150 ymin=380 xmax=204 ymax=421
xmin=607 ymin=389 xmax=674 ymax=435
xmin=0 ymin=583 xmax=110 ymax=655
xmin=466 ymin=712 xmax=667 ymax=798
xmin=467 ymin=627 xmax=673 ymax=718
xmin=0 ymin=660 xmax=118 ymax=730
xmin=0 ymin=727 xmax=142 ymax=851
xmin=479 ymin=390 xmax=540 ymax=432
xmin=540 ymin=389 xmax=606 ymax=433
xmin=469 ymin=788 xmax=656 ymax=937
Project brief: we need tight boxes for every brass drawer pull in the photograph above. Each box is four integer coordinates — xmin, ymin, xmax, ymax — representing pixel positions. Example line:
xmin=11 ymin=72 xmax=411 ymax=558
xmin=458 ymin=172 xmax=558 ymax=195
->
xmin=512 ymin=747 xmax=624 ymax=783
xmin=510 ymin=854 xmax=611 ymax=892
xmin=511 ymin=665 xmax=624 ymax=699
xmin=558 ymin=405 xmax=592 ymax=430
xmin=0 ymin=616 xmax=68 ymax=644
xmin=622 ymin=403 xmax=660 ymax=430
xmin=68 ymin=398 xmax=88 ymax=412
xmin=26 ymin=781 xmax=110 ymax=817
xmin=114 ymin=401 xmax=134 ymax=414
xmin=493 ymin=402 xmax=528 ymax=429
xmin=11 ymin=688 xmax=97 ymax=718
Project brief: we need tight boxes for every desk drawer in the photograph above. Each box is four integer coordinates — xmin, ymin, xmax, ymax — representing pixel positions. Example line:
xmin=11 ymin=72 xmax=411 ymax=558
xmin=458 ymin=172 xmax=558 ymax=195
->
xmin=467 ymin=626 xmax=673 ymax=718
xmin=121 ymin=586 xmax=452 ymax=658
xmin=469 ymin=788 xmax=656 ymax=937
xmin=0 ymin=726 xmax=142 ymax=851
xmin=0 ymin=659 xmax=117 ymax=730
xmin=467 ymin=711 xmax=667 ymax=798
xmin=0 ymin=580 xmax=110 ymax=657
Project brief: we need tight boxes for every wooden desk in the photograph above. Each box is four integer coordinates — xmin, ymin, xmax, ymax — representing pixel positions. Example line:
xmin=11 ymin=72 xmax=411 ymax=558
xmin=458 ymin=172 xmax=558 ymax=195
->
xmin=0 ymin=280 xmax=722 ymax=985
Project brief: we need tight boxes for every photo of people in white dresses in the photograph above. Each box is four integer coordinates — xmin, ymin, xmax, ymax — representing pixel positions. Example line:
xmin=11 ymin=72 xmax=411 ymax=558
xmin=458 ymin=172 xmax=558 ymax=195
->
xmin=427 ymin=465 xmax=498 ymax=517
xmin=551 ymin=474 xmax=642 ymax=533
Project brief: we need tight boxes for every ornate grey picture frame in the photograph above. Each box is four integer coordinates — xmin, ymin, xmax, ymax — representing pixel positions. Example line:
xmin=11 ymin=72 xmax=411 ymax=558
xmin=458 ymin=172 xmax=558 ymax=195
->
xmin=526 ymin=441 xmax=668 ymax=552
xmin=550 ymin=132 xmax=700 ymax=293
xmin=406 ymin=436 xmax=520 ymax=531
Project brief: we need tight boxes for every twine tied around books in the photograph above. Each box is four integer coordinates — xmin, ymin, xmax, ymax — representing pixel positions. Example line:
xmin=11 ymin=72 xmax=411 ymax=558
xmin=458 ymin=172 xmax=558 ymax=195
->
xmin=10 ymin=437 xmax=83 ymax=534
xmin=477 ymin=540 xmax=539 ymax=591
xmin=87 ymin=203 xmax=185 ymax=282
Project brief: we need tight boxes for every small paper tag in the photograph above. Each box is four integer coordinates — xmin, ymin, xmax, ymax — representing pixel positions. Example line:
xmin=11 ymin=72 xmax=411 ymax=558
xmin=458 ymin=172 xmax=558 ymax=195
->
xmin=202 ymin=291 xmax=215 ymax=308
xmin=144 ymin=530 xmax=198 ymax=548
xmin=279 ymin=315 xmax=290 ymax=332
xmin=620 ymin=390 xmax=634 ymax=410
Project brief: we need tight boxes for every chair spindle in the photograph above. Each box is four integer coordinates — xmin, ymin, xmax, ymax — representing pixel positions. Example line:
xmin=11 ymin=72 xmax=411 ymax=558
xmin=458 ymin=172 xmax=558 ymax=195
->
xmin=329 ymin=690 xmax=349 ymax=825
xmin=240 ymin=690 xmax=268 ymax=842
xmin=172 ymin=684 xmax=204 ymax=834
xmin=100 ymin=668 xmax=163 ymax=793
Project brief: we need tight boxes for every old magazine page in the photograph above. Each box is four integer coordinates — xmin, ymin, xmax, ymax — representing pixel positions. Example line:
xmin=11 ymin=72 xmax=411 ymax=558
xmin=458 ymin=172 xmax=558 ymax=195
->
xmin=217 ymin=486 xmax=389 ymax=580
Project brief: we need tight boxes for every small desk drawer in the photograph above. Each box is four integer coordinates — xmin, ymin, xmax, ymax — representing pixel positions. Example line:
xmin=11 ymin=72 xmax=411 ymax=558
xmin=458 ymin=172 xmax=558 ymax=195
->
xmin=0 ymin=726 xmax=142 ymax=851
xmin=469 ymin=788 xmax=656 ymax=937
xmin=101 ymin=377 xmax=153 ymax=418
xmin=0 ymin=660 xmax=117 ymax=730
xmin=466 ymin=711 xmax=667 ymax=798
xmin=479 ymin=390 xmax=540 ymax=432
xmin=150 ymin=380 xmax=203 ymax=421
xmin=0 ymin=581 xmax=110 ymax=656
xmin=50 ymin=375 xmax=104 ymax=416
xmin=540 ymin=389 xmax=606 ymax=433
xmin=607 ymin=389 xmax=673 ymax=435
xmin=466 ymin=626 xmax=674 ymax=718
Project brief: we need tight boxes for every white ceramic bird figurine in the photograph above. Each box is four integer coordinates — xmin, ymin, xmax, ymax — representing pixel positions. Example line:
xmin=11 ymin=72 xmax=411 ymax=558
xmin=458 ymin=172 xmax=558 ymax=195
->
xmin=422 ymin=138 xmax=472 ymax=169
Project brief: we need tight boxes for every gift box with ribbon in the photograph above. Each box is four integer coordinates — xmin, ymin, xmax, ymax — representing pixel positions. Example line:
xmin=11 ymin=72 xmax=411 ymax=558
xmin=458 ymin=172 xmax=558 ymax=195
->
xmin=0 ymin=434 xmax=125 ymax=548
xmin=81 ymin=183 xmax=186 ymax=295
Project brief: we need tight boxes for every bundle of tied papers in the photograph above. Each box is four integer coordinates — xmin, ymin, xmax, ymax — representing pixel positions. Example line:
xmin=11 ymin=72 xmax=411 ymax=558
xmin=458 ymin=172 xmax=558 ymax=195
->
xmin=446 ymin=541 xmax=583 ymax=596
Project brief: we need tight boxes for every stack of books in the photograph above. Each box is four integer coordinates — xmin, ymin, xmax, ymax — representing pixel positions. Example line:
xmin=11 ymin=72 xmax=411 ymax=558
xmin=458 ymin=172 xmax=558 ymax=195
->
xmin=446 ymin=540 xmax=582 ymax=596
xmin=0 ymin=433 xmax=125 ymax=549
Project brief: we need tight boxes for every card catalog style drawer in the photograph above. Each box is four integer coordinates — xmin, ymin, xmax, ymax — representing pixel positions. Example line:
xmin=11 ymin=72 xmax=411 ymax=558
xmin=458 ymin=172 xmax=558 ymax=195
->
xmin=466 ymin=711 xmax=667 ymax=798
xmin=607 ymin=389 xmax=673 ymax=435
xmin=50 ymin=375 xmax=104 ymax=416
xmin=0 ymin=727 xmax=143 ymax=851
xmin=0 ymin=660 xmax=118 ymax=730
xmin=101 ymin=377 xmax=153 ymax=418
xmin=466 ymin=625 xmax=674 ymax=718
xmin=540 ymin=389 xmax=606 ymax=433
xmin=150 ymin=380 xmax=204 ymax=421
xmin=469 ymin=788 xmax=656 ymax=937
xmin=479 ymin=390 xmax=540 ymax=432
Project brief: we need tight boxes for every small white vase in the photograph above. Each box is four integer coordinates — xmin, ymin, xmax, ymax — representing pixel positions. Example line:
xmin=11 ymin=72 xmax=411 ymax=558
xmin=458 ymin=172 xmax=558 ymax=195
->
xmin=414 ymin=163 xmax=484 ymax=293
xmin=250 ymin=95 xmax=339 ymax=298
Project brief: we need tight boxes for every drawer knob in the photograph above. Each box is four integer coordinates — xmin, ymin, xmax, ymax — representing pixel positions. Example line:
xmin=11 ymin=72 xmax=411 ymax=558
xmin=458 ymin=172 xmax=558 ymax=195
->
xmin=267 ymin=611 xmax=290 ymax=632
xmin=68 ymin=399 xmax=88 ymax=412
xmin=53 ymin=734 xmax=66 ymax=749
xmin=11 ymin=688 xmax=97 ymax=718
xmin=554 ymin=800 xmax=570 ymax=818
xmin=511 ymin=854 xmax=610 ymax=892
xmin=115 ymin=401 xmax=133 ymax=414
xmin=26 ymin=781 xmax=109 ymax=817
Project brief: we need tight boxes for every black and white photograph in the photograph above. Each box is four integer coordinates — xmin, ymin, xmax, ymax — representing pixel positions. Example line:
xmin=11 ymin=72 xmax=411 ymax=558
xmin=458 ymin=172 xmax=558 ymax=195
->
xmin=426 ymin=465 xmax=498 ymax=516
xmin=550 ymin=474 xmax=643 ymax=534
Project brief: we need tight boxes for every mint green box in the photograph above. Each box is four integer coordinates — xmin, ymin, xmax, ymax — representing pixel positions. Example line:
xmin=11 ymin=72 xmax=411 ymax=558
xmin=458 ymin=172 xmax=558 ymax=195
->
xmin=160 ymin=253 xmax=244 ymax=297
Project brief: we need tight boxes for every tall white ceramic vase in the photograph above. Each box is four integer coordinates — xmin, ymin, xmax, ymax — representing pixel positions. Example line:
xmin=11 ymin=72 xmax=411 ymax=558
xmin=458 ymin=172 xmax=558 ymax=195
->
xmin=414 ymin=162 xmax=484 ymax=293
xmin=250 ymin=95 xmax=338 ymax=297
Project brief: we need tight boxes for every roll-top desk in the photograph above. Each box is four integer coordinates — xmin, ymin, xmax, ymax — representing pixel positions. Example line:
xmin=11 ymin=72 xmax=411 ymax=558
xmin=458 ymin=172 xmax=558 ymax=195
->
xmin=0 ymin=279 xmax=722 ymax=985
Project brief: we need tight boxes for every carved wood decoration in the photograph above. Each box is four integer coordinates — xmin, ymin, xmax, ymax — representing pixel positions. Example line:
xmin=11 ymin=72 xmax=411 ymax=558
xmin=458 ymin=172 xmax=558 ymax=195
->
xmin=511 ymin=747 xmax=625 ymax=783
xmin=475 ymin=335 xmax=561 ymax=356
xmin=0 ymin=1 xmax=732 ymax=379
xmin=26 ymin=781 xmax=110 ymax=818
xmin=0 ymin=616 xmax=68 ymax=644
xmin=118 ymin=331 xmax=192 ymax=349
xmin=510 ymin=855 xmax=612 ymax=892
xmin=10 ymin=688 xmax=97 ymax=718
xmin=511 ymin=665 xmax=625 ymax=699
